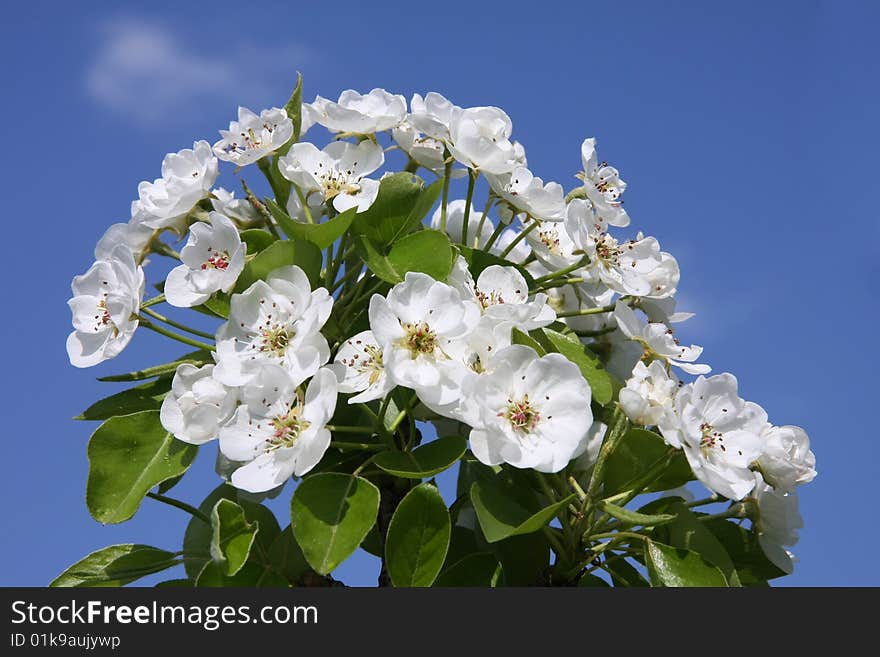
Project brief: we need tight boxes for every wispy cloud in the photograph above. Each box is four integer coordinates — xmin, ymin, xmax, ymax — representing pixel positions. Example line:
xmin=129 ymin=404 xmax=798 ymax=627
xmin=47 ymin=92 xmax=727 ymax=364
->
xmin=85 ymin=17 xmax=311 ymax=125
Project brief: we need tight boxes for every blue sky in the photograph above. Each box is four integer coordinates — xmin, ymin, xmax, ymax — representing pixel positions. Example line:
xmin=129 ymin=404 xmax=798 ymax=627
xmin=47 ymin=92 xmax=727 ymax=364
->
xmin=2 ymin=0 xmax=877 ymax=586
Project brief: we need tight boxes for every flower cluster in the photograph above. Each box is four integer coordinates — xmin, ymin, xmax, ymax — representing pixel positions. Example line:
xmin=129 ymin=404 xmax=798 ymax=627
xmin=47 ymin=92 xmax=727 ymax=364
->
xmin=66 ymin=80 xmax=816 ymax=583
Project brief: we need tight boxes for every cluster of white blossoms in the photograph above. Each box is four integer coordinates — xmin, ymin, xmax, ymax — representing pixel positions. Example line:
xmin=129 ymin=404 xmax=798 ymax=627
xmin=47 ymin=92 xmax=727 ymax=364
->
xmin=67 ymin=84 xmax=816 ymax=576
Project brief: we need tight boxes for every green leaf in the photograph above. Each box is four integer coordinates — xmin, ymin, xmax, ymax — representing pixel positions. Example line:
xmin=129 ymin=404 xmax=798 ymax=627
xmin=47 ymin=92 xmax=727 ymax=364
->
xmin=75 ymin=378 xmax=172 ymax=420
xmin=234 ymin=239 xmax=322 ymax=292
xmin=351 ymin=172 xmax=438 ymax=245
xmin=282 ymin=72 xmax=304 ymax=145
xmin=201 ymin=293 xmax=230 ymax=319
xmin=436 ymin=553 xmax=503 ymax=587
xmin=355 ymin=229 xmax=455 ymax=284
xmin=457 ymin=245 xmax=536 ymax=288
xmin=605 ymin=558 xmax=650 ymax=587
xmin=195 ymin=561 xmax=288 ymax=587
xmin=704 ymin=519 xmax=787 ymax=585
xmin=182 ymin=484 xmax=281 ymax=579
xmin=51 ymin=544 xmax=178 ymax=587
xmin=373 ymin=436 xmax=467 ymax=479
xmin=290 ymin=473 xmax=380 ymax=575
xmin=598 ymin=501 xmax=676 ymax=528
xmin=240 ymin=229 xmax=278 ymax=254
xmin=385 ymin=483 xmax=451 ymax=587
xmin=268 ymin=526 xmax=312 ymax=584
xmin=86 ymin=411 xmax=198 ymax=524
xmin=645 ymin=498 xmax=741 ymax=586
xmin=210 ymin=499 xmax=258 ymax=576
xmin=97 ymin=350 xmax=212 ymax=382
xmin=578 ymin=573 xmax=611 ymax=587
xmin=266 ymin=199 xmax=357 ymax=249
xmin=155 ymin=579 xmax=192 ymax=588
xmin=645 ymin=539 xmax=728 ymax=587
xmin=533 ymin=328 xmax=613 ymax=405
xmin=484 ymin=531 xmax=550 ymax=586
xmin=470 ymin=479 xmax=575 ymax=543
xmin=511 ymin=328 xmax=546 ymax=355
xmin=604 ymin=428 xmax=693 ymax=495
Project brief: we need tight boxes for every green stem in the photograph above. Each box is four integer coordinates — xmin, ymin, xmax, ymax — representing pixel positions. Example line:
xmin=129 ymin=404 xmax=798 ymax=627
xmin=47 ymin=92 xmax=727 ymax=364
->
xmin=330 ymin=263 xmax=363 ymax=294
xmin=387 ymin=392 xmax=418 ymax=434
xmin=327 ymin=425 xmax=376 ymax=435
xmin=293 ymin=184 xmax=314 ymax=224
xmin=499 ymin=219 xmax=540 ymax=259
xmin=460 ymin=169 xmax=478 ymax=245
xmin=139 ymin=320 xmax=215 ymax=351
xmin=588 ymin=531 xmax=648 ymax=543
xmin=439 ymin=156 xmax=453 ymax=233
xmin=329 ymin=441 xmax=386 ymax=452
xmin=532 ymin=256 xmax=590 ymax=286
xmin=698 ymin=503 xmax=748 ymax=522
xmin=146 ymin=492 xmax=209 ymax=524
xmin=474 ymin=195 xmax=495 ymax=248
xmin=533 ymin=277 xmax=586 ymax=292
xmin=140 ymin=307 xmax=216 ymax=340
xmin=579 ymin=405 xmax=628 ymax=534
xmin=141 ymin=294 xmax=166 ymax=309
xmin=483 ymin=220 xmax=507 ymax=252
xmin=556 ymin=303 xmax=617 ymax=319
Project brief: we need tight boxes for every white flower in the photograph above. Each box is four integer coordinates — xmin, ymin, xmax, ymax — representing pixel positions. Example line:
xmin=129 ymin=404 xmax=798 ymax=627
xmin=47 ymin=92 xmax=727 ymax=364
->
xmin=430 ymin=201 xmax=527 ymax=262
xmin=278 ymin=140 xmax=384 ymax=214
xmin=392 ymin=122 xmax=448 ymax=174
xmin=756 ymin=424 xmax=817 ymax=492
xmin=642 ymin=251 xmax=681 ymax=300
xmin=579 ymin=138 xmax=629 ymax=227
xmin=614 ymin=301 xmax=710 ymax=375
xmin=213 ymin=265 xmax=333 ymax=387
xmin=565 ymin=199 xmax=664 ymax=296
xmin=219 ymin=366 xmax=337 ymax=493
xmin=660 ymin=373 xmax=767 ymax=500
xmin=469 ymin=265 xmax=555 ymax=330
xmin=159 ymin=363 xmax=237 ymax=444
xmin=572 ymin=421 xmax=609 ymax=470
xmin=330 ymin=330 xmax=393 ymax=404
xmin=525 ymin=221 xmax=582 ymax=276
xmin=211 ymin=187 xmax=263 ymax=226
xmin=639 ymin=296 xmax=695 ymax=326
xmin=753 ymin=474 xmax=803 ymax=574
xmin=213 ymin=107 xmax=293 ymax=166
xmin=165 ymin=213 xmax=246 ymax=307
xmin=448 ymin=106 xmax=520 ymax=174
xmin=66 ymin=245 xmax=144 ymax=368
xmin=486 ymin=166 xmax=566 ymax=223
xmin=463 ymin=345 xmax=593 ymax=473
xmin=491 ymin=228 xmax=532 ymax=264
xmin=305 ymin=88 xmax=406 ymax=134
xmin=408 ymin=92 xmax=460 ymax=141
xmin=619 ymin=360 xmax=679 ymax=427
xmin=131 ymin=140 xmax=218 ymax=232
xmin=95 ymin=221 xmax=155 ymax=263
xmin=368 ymin=272 xmax=481 ymax=406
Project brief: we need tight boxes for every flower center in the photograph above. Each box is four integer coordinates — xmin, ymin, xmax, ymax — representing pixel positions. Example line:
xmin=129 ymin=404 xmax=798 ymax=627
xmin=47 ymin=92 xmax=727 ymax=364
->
xmin=314 ymin=162 xmax=362 ymax=201
xmin=341 ymin=343 xmax=385 ymax=385
xmin=501 ymin=395 xmax=541 ymax=432
xmin=593 ymin=233 xmax=621 ymax=267
xmin=259 ymin=323 xmax=294 ymax=357
xmin=476 ymin=288 xmax=504 ymax=310
xmin=699 ymin=422 xmax=725 ymax=453
xmin=201 ymin=250 xmax=230 ymax=270
xmin=538 ymin=227 xmax=562 ymax=254
xmin=267 ymin=400 xmax=311 ymax=451
xmin=400 ymin=321 xmax=438 ymax=357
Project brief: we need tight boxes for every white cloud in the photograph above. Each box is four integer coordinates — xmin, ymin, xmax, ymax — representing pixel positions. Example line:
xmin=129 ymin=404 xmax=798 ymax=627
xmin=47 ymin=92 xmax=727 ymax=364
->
xmin=85 ymin=17 xmax=311 ymax=125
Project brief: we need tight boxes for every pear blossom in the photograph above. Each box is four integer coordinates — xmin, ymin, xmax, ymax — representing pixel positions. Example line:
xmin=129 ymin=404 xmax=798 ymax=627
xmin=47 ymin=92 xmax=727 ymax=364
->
xmin=755 ymin=424 xmax=817 ymax=492
xmin=619 ymin=360 xmax=680 ymax=427
xmin=368 ymin=272 xmax=481 ymax=405
xmin=614 ymin=301 xmax=710 ymax=375
xmin=448 ymin=106 xmax=520 ymax=174
xmin=213 ymin=106 xmax=293 ymax=166
xmin=752 ymin=474 xmax=803 ymax=574
xmin=165 ymin=213 xmax=246 ymax=307
xmin=66 ymin=245 xmax=144 ymax=368
xmin=572 ymin=421 xmax=609 ymax=471
xmin=526 ymin=218 xmax=582 ymax=271
xmin=578 ymin=138 xmax=629 ymax=227
xmin=131 ymin=140 xmax=218 ymax=232
xmin=565 ymin=199 xmax=664 ymax=296
xmin=160 ymin=363 xmax=237 ymax=444
xmin=469 ymin=265 xmax=555 ymax=330
xmin=331 ymin=330 xmax=393 ymax=404
xmin=485 ymin=166 xmax=567 ymax=223
xmin=392 ymin=122 xmax=448 ymax=174
xmin=462 ymin=345 xmax=593 ymax=472
xmin=642 ymin=251 xmax=681 ymax=300
xmin=408 ymin=92 xmax=460 ymax=140
xmin=639 ymin=295 xmax=695 ymax=326
xmin=305 ymin=88 xmax=406 ymax=134
xmin=219 ymin=366 xmax=337 ymax=493
xmin=278 ymin=140 xmax=384 ymax=213
xmin=213 ymin=266 xmax=333 ymax=387
xmin=95 ymin=220 xmax=155 ymax=263
xmin=660 ymin=373 xmax=767 ymax=500
xmin=211 ymin=187 xmax=263 ymax=226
